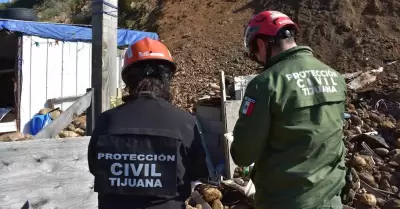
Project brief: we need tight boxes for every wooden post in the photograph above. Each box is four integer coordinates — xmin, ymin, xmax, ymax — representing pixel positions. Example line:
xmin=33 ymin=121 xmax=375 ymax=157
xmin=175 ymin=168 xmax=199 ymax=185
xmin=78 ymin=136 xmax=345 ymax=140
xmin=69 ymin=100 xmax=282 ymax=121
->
xmin=86 ymin=88 xmax=95 ymax=136
xmin=91 ymin=0 xmax=118 ymax=120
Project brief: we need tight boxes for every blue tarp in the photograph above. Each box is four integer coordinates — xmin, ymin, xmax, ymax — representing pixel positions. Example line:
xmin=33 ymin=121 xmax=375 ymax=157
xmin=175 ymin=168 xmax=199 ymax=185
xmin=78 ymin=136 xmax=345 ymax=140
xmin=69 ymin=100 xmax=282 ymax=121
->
xmin=0 ymin=19 xmax=159 ymax=47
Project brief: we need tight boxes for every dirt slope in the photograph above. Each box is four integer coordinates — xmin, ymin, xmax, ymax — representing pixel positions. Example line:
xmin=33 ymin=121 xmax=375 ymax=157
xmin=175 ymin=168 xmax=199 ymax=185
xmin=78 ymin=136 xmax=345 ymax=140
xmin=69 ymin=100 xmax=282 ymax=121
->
xmin=156 ymin=0 xmax=400 ymax=110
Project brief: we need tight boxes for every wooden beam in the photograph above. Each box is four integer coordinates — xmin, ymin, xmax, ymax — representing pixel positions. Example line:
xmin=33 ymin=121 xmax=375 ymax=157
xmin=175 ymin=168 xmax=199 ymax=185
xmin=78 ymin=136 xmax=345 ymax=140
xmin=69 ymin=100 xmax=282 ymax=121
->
xmin=219 ymin=71 xmax=227 ymax=133
xmin=91 ymin=0 xmax=118 ymax=120
xmin=0 ymin=137 xmax=97 ymax=208
xmin=48 ymin=94 xmax=85 ymax=106
xmin=33 ymin=91 xmax=93 ymax=139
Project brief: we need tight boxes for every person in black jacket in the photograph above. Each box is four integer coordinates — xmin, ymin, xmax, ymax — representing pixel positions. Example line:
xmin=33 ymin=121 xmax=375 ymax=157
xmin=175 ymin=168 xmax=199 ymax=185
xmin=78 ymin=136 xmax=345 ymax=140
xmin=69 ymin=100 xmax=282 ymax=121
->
xmin=87 ymin=38 xmax=209 ymax=209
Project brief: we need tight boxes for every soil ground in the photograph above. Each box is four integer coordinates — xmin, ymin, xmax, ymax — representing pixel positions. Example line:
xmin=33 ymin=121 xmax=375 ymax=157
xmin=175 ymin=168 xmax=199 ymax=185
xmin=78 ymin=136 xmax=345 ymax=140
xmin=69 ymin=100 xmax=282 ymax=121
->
xmin=154 ymin=0 xmax=400 ymax=111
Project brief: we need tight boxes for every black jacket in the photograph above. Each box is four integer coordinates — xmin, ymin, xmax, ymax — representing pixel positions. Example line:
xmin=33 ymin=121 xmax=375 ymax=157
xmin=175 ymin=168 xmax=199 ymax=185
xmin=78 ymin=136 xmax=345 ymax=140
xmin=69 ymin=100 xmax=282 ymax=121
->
xmin=88 ymin=96 xmax=209 ymax=209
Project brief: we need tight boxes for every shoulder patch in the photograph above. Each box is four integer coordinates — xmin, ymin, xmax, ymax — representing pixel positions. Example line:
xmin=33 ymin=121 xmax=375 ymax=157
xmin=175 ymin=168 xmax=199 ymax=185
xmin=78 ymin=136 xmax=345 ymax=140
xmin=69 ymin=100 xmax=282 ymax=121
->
xmin=241 ymin=96 xmax=256 ymax=116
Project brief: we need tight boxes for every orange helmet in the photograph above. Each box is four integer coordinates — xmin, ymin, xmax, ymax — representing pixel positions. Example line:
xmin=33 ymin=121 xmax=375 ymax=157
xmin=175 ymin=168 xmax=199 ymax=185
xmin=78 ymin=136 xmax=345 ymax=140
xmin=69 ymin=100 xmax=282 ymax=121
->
xmin=122 ymin=38 xmax=176 ymax=74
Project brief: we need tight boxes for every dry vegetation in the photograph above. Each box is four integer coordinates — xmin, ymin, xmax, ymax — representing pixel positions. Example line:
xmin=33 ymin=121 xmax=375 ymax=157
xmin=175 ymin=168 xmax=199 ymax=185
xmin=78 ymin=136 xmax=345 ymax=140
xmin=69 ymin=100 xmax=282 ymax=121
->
xmin=4 ymin=0 xmax=160 ymax=30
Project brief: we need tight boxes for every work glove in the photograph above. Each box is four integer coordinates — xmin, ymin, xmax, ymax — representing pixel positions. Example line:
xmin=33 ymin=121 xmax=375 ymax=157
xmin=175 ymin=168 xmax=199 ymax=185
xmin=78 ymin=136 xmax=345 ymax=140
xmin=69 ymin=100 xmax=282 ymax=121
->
xmin=221 ymin=178 xmax=256 ymax=198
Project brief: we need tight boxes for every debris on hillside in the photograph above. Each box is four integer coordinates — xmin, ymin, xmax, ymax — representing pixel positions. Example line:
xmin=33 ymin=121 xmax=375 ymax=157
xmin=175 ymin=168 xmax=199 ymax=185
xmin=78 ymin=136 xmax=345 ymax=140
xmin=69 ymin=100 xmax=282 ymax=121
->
xmin=0 ymin=132 xmax=31 ymax=142
xmin=58 ymin=114 xmax=87 ymax=138
xmin=157 ymin=0 xmax=400 ymax=111
xmin=342 ymin=89 xmax=400 ymax=208
xmin=185 ymin=178 xmax=255 ymax=209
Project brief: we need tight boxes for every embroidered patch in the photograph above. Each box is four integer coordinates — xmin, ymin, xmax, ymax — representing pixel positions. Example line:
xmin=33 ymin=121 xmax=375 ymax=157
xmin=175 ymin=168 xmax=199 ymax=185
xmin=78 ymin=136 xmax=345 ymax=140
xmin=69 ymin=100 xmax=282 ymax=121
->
xmin=241 ymin=96 xmax=256 ymax=116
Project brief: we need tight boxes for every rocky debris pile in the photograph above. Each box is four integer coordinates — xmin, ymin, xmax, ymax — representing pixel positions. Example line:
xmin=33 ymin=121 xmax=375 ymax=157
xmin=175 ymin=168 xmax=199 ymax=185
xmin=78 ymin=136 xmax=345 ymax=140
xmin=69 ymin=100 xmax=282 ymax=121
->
xmin=343 ymin=91 xmax=400 ymax=208
xmin=0 ymin=132 xmax=32 ymax=142
xmin=185 ymin=167 xmax=254 ymax=209
xmin=37 ymin=108 xmax=88 ymax=138
xmin=58 ymin=114 xmax=87 ymax=138
xmin=186 ymin=183 xmax=254 ymax=209
xmin=156 ymin=0 xmax=400 ymax=111
xmin=36 ymin=107 xmax=87 ymax=138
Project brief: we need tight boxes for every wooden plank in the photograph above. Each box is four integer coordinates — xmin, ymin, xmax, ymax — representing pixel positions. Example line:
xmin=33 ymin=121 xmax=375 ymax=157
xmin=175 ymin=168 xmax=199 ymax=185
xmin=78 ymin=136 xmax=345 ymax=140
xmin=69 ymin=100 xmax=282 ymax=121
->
xmin=0 ymin=137 xmax=97 ymax=209
xmin=224 ymin=133 xmax=237 ymax=179
xmin=29 ymin=36 xmax=48 ymax=119
xmin=33 ymin=91 xmax=92 ymax=139
xmin=225 ymin=100 xmax=242 ymax=133
xmin=219 ymin=71 xmax=232 ymax=178
xmin=45 ymin=37 xmax=63 ymax=109
xmin=0 ymin=121 xmax=17 ymax=133
xmin=20 ymin=36 xmax=32 ymax=134
xmin=16 ymin=35 xmax=23 ymax=132
xmin=76 ymin=42 xmax=92 ymax=95
xmin=219 ymin=71 xmax=227 ymax=132
xmin=91 ymin=0 xmax=118 ymax=119
xmin=61 ymin=41 xmax=78 ymax=110
xmin=47 ymin=94 xmax=85 ymax=108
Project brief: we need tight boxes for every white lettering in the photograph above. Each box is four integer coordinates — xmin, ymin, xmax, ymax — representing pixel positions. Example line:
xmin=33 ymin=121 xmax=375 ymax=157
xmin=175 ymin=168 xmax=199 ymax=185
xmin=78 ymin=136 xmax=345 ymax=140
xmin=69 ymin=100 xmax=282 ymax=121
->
xmin=109 ymin=177 xmax=117 ymax=186
xmin=284 ymin=69 xmax=341 ymax=96
xmin=330 ymin=77 xmax=337 ymax=85
xmin=166 ymin=155 xmax=175 ymax=162
xmin=270 ymin=11 xmax=288 ymax=19
xmin=122 ymin=154 xmax=129 ymax=160
xmin=107 ymin=163 xmax=163 ymax=177
xmin=314 ymin=77 xmax=322 ymax=85
xmin=96 ymin=153 xmax=176 ymax=162
xmin=151 ymin=164 xmax=162 ymax=177
xmin=146 ymin=155 xmax=153 ymax=161
xmin=324 ymin=77 xmax=329 ymax=85
xmin=111 ymin=163 xmax=123 ymax=176
xmin=158 ymin=154 xmax=166 ymax=161
xmin=306 ymin=78 xmax=313 ymax=86
xmin=130 ymin=154 xmax=137 ymax=161
xmin=154 ymin=179 xmax=162 ymax=187
xmin=137 ymin=179 xmax=144 ymax=187
xmin=110 ymin=178 xmax=163 ymax=188
xmin=144 ymin=164 xmax=149 ymax=176
xmin=302 ymin=88 xmax=308 ymax=95
xmin=297 ymin=79 xmax=305 ymax=88
xmin=130 ymin=164 xmax=143 ymax=176
xmin=137 ymin=154 xmax=145 ymax=161
xmin=139 ymin=52 xmax=165 ymax=57
xmin=114 ymin=154 xmax=121 ymax=160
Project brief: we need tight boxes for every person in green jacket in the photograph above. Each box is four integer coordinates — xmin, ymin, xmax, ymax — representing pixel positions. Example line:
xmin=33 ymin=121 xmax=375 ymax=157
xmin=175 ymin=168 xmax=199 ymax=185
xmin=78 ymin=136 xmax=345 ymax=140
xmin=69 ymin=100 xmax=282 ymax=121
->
xmin=231 ymin=10 xmax=347 ymax=209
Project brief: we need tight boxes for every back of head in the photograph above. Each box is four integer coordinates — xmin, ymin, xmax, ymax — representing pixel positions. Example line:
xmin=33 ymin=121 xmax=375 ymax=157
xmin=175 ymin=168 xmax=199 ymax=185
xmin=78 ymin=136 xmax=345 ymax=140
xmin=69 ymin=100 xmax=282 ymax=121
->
xmin=121 ymin=38 xmax=176 ymax=102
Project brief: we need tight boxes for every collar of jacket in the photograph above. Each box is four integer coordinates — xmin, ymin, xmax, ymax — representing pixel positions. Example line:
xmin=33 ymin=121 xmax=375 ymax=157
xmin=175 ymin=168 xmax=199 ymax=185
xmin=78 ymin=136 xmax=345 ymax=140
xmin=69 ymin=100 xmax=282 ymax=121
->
xmin=264 ymin=46 xmax=314 ymax=69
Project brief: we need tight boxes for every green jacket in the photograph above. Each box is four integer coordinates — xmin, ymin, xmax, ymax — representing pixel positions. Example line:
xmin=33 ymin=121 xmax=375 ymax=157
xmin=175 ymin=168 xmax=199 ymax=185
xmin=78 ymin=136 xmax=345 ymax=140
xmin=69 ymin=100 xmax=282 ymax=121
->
xmin=231 ymin=46 xmax=347 ymax=209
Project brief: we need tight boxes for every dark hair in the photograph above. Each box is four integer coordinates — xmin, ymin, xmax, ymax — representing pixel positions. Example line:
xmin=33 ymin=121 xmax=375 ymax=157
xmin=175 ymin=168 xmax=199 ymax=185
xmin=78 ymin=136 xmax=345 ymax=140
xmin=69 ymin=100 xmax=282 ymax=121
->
xmin=122 ymin=60 xmax=174 ymax=102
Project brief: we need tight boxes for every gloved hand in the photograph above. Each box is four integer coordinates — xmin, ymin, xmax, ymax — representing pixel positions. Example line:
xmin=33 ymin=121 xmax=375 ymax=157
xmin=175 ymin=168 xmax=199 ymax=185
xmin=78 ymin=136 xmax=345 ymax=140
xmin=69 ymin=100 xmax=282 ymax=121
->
xmin=221 ymin=178 xmax=256 ymax=197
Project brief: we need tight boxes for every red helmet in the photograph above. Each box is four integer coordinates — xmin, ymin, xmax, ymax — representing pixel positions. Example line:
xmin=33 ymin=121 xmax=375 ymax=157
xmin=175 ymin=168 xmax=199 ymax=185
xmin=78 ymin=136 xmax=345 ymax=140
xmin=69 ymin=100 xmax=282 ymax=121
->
xmin=244 ymin=11 xmax=299 ymax=59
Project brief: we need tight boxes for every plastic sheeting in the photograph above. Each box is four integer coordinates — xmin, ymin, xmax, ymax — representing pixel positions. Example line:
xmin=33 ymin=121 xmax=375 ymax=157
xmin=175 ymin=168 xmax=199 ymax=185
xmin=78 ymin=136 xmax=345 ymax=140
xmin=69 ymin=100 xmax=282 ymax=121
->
xmin=0 ymin=19 xmax=158 ymax=46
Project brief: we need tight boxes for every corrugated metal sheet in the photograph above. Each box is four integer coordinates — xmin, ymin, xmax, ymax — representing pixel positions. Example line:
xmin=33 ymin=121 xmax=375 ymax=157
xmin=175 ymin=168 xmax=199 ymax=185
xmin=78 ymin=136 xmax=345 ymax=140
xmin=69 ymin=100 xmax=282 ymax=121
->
xmin=20 ymin=35 xmax=124 ymax=133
